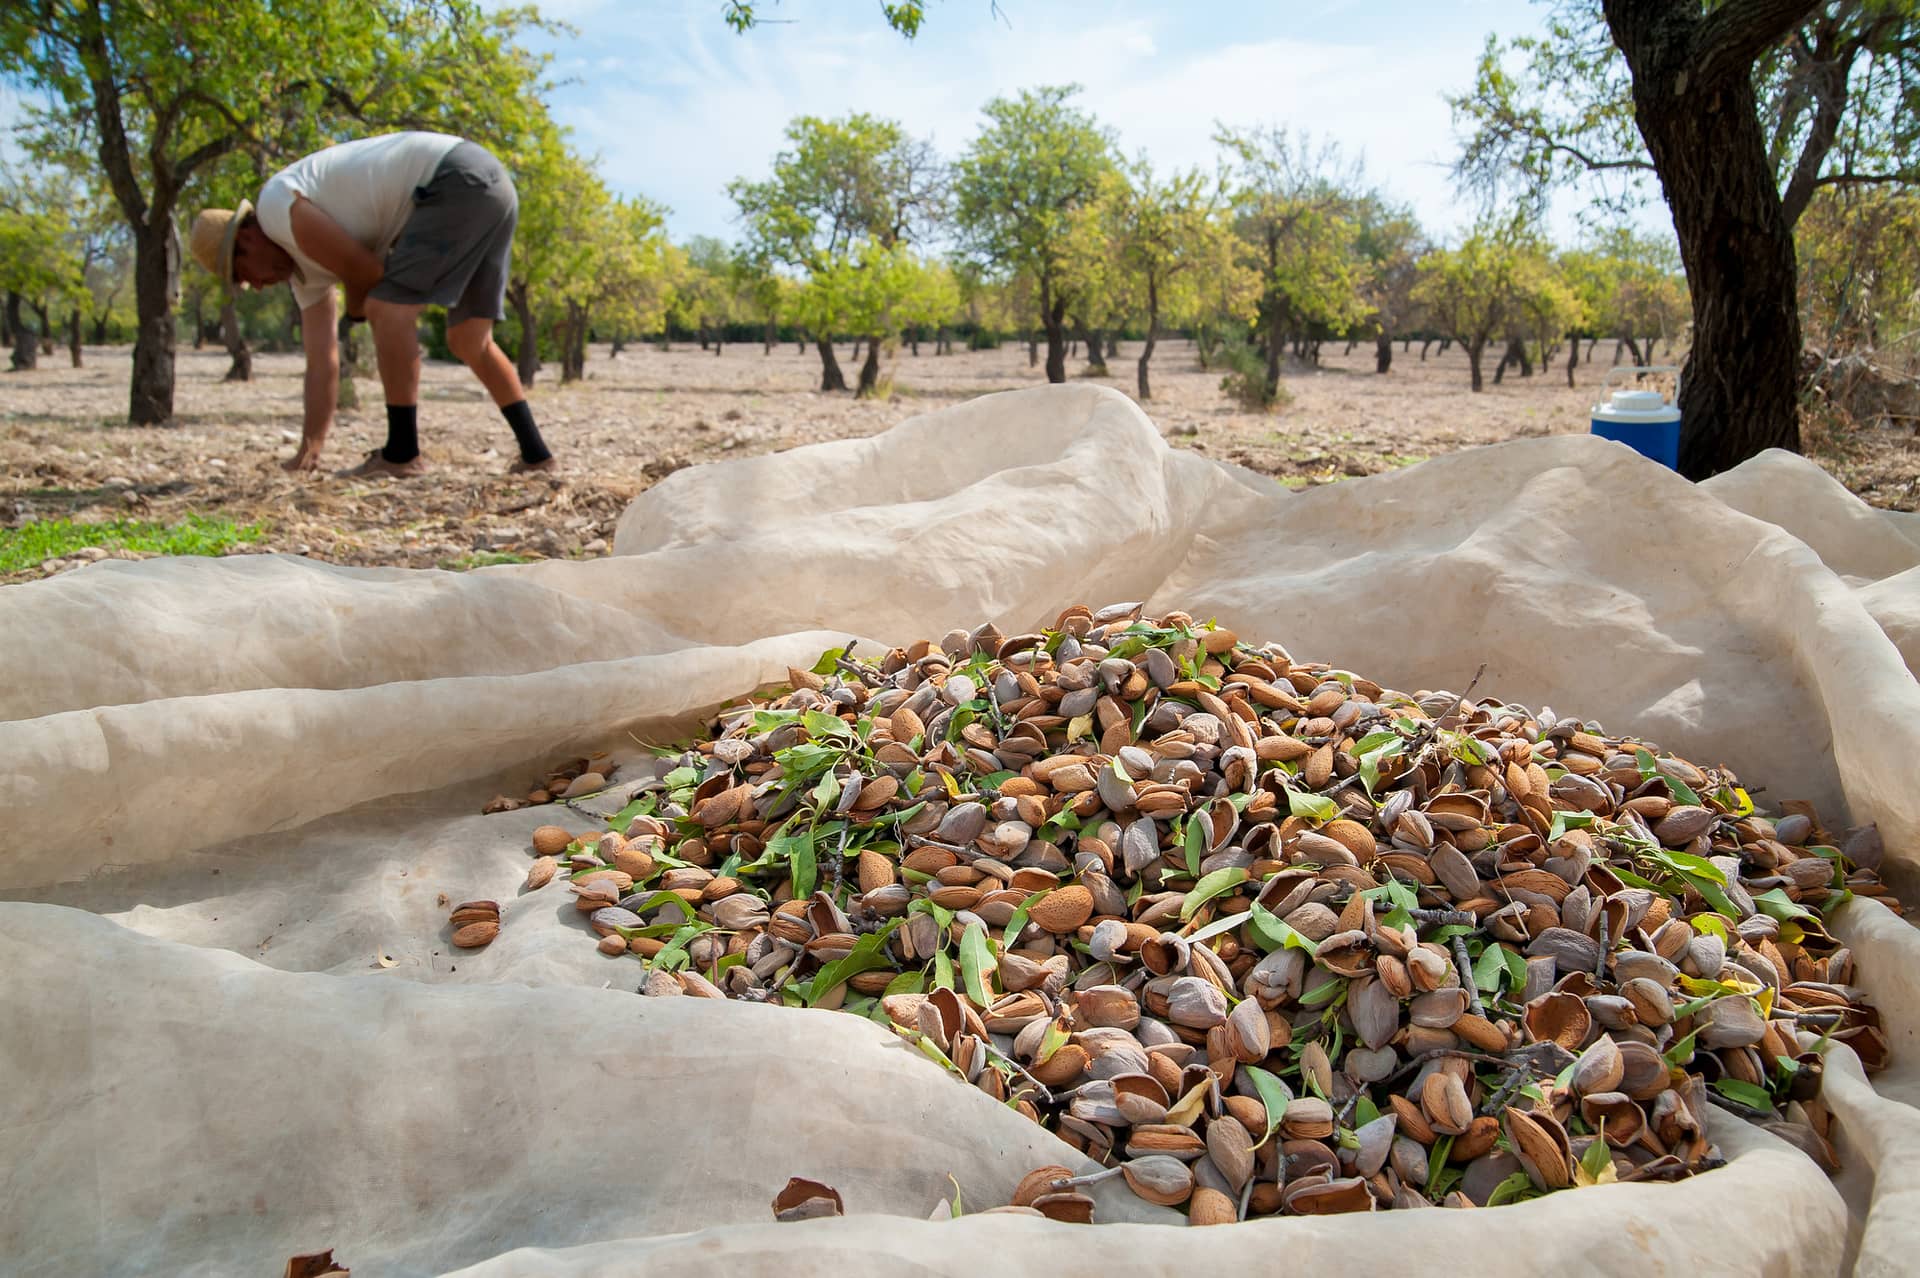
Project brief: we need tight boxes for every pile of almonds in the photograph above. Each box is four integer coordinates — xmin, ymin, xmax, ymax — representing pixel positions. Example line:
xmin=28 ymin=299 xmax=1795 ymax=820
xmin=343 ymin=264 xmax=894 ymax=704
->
xmin=449 ymin=899 xmax=501 ymax=948
xmin=521 ymin=603 xmax=1892 ymax=1222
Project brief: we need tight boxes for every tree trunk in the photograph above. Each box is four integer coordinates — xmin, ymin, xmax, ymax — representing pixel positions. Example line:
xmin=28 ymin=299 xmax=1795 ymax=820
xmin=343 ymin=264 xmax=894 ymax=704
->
xmin=221 ymin=295 xmax=252 ymax=381
xmin=68 ymin=309 xmax=83 ymax=367
xmin=764 ymin=319 xmax=775 ymax=355
xmin=1138 ymin=283 xmax=1159 ymax=400
xmin=129 ymin=220 xmax=179 ymax=422
xmin=909 ymin=328 xmax=920 ymax=356
xmin=856 ymin=334 xmax=883 ymax=397
xmin=1566 ymin=329 xmax=1581 ymax=387
xmin=611 ymin=332 xmax=625 ymax=357
xmin=1375 ymin=330 xmax=1392 ymax=374
xmin=561 ymin=303 xmax=587 ymax=382
xmin=1027 ymin=331 xmax=1039 ymax=367
xmin=1081 ymin=322 xmax=1108 ymax=375
xmin=1107 ymin=335 xmax=1119 ymax=360
xmin=7 ymin=292 xmax=36 ymax=371
xmin=796 ymin=338 xmax=806 ymax=355
xmin=1345 ymin=338 xmax=1357 ymax=356
xmin=815 ymin=336 xmax=849 ymax=392
xmin=190 ymin=293 xmax=205 ymax=349
xmin=510 ymin=286 xmax=539 ymax=387
xmin=1603 ymin=0 xmax=1805 ymax=477
xmin=714 ymin=329 xmax=722 ymax=357
xmin=1420 ymin=338 xmax=1432 ymax=362
xmin=0 ymin=293 xmax=11 ymax=345
xmin=1467 ymin=339 xmax=1486 ymax=392
xmin=1439 ymin=338 xmax=1452 ymax=355
xmin=936 ymin=325 xmax=950 ymax=355
xmin=1043 ymin=296 xmax=1068 ymax=384
xmin=1403 ymin=337 xmax=1411 ymax=352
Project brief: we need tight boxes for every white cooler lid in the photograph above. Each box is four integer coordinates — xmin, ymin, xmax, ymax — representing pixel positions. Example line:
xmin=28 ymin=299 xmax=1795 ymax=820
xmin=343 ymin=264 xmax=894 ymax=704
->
xmin=1593 ymin=388 xmax=1679 ymax=423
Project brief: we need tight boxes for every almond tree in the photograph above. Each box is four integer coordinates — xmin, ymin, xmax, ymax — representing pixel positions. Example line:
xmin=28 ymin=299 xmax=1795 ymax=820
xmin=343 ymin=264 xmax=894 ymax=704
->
xmin=1452 ymin=0 xmax=1920 ymax=476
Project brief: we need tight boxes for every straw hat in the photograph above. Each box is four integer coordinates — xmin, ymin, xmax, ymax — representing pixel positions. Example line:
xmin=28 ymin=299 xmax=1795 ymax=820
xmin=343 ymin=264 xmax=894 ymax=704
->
xmin=189 ymin=199 xmax=254 ymax=284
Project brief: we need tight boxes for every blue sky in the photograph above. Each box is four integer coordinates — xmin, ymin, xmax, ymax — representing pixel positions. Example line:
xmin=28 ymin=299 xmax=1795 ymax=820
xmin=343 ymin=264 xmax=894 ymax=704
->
xmin=528 ymin=0 xmax=1665 ymax=245
xmin=2 ymin=1 xmax=1667 ymax=245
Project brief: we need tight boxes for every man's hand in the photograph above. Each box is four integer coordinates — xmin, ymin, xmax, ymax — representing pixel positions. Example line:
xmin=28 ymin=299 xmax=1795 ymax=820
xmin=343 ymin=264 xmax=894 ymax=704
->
xmin=282 ymin=438 xmax=327 ymax=471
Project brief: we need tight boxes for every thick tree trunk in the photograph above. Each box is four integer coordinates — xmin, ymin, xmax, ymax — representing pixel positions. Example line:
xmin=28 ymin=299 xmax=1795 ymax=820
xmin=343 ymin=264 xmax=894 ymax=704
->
xmin=129 ymin=221 xmax=179 ymax=422
xmin=1081 ymin=323 xmax=1108 ymax=375
xmin=1467 ymin=339 xmax=1486 ymax=392
xmin=856 ymin=334 xmax=883 ymax=397
xmin=1375 ymin=330 xmax=1392 ymax=374
xmin=1603 ymin=0 xmax=1805 ymax=477
xmin=221 ymin=295 xmax=251 ymax=381
xmin=510 ymin=287 xmax=539 ymax=388
xmin=561 ymin=304 xmax=588 ymax=382
xmin=7 ymin=292 xmax=36 ymax=371
xmin=1566 ymin=329 xmax=1581 ymax=387
xmin=1043 ymin=297 xmax=1068 ymax=384
xmin=815 ymin=336 xmax=849 ymax=392
xmin=68 ymin=309 xmax=83 ymax=368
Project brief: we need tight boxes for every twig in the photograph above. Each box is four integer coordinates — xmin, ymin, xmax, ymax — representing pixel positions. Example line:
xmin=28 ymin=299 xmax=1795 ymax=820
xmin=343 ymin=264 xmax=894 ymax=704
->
xmin=1402 ymin=663 xmax=1489 ymax=760
xmin=977 ymin=1038 xmax=1057 ymax=1106
xmin=1595 ymin=907 xmax=1610 ymax=981
xmin=1411 ymin=909 xmax=1476 ymax=928
xmin=1451 ymin=934 xmax=1485 ymax=1018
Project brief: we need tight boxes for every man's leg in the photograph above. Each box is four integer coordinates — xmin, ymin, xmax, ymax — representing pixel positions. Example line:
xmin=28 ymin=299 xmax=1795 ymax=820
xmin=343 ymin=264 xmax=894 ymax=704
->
xmin=363 ymin=297 xmax=428 ymax=471
xmin=448 ymin=315 xmax=553 ymax=470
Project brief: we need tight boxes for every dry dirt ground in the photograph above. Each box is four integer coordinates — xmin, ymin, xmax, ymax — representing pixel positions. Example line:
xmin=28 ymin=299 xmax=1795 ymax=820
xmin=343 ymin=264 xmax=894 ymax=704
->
xmin=5 ymin=336 xmax=1916 ymax=584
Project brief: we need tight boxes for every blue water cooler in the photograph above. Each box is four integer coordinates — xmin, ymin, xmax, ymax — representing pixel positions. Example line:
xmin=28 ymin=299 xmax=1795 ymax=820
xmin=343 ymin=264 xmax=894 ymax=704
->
xmin=1590 ymin=365 xmax=1681 ymax=470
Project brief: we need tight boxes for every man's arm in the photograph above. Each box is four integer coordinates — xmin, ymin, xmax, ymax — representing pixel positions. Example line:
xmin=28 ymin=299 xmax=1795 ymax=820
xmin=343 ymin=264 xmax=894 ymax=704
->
xmin=285 ymin=291 xmax=339 ymax=471
xmin=288 ymin=194 xmax=384 ymax=318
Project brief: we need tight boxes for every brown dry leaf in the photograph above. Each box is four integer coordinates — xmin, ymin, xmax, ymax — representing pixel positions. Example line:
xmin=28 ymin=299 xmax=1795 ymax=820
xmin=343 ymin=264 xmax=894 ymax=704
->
xmin=284 ymin=1249 xmax=349 ymax=1277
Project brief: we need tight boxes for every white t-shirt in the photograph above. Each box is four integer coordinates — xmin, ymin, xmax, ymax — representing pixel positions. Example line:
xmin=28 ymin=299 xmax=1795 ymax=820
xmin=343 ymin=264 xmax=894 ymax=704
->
xmin=255 ymin=132 xmax=464 ymax=311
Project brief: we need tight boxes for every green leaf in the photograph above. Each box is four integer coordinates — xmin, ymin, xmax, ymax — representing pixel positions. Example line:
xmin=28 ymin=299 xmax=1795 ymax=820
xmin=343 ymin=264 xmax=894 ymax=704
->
xmin=1752 ymin=887 xmax=1814 ymax=922
xmin=803 ymin=709 xmax=852 ymax=741
xmin=1003 ymin=890 xmax=1048 ymax=949
xmin=1711 ymin=1078 xmax=1775 ymax=1111
xmin=1664 ymin=1025 xmax=1704 ymax=1067
xmin=1299 ymin=979 xmax=1343 ymax=1008
xmin=883 ymin=969 xmax=925 ymax=996
xmin=1181 ymin=867 xmax=1249 ymax=922
xmin=1548 ymin=811 xmax=1595 ymax=841
xmin=958 ymin=922 xmax=994 ymax=1007
xmin=1485 ymin=1170 xmax=1539 ymax=1206
xmin=1632 ymin=747 xmax=1658 ymax=782
xmin=1286 ymin=787 xmax=1339 ymax=823
xmin=1472 ymin=942 xmax=1507 ymax=994
xmin=811 ymin=769 xmax=841 ymax=811
xmin=649 ymin=922 xmax=712 ymax=973
xmin=626 ymin=889 xmax=698 ymax=924
xmin=787 ymin=833 xmax=819 ymax=900
xmin=804 ymin=924 xmax=901 ymax=1007
xmin=1183 ymin=816 xmax=1207 ymax=878
xmin=1653 ymin=846 xmax=1726 ymax=884
xmin=606 ymin=795 xmax=654 ymax=830
xmin=1354 ymin=730 xmax=1401 ymax=754
xmin=809 ymin=646 xmax=848 ymax=676
xmin=1681 ymin=870 xmax=1740 ymax=920
xmin=1186 ymin=908 xmax=1253 ymax=945
xmin=1502 ymin=944 xmax=1529 ymax=991
xmin=1579 ymin=1132 xmax=1613 ymax=1181
xmin=1036 ymin=1017 xmax=1072 ymax=1064
xmin=1243 ymin=1065 xmax=1293 ymax=1144
xmin=661 ymin=765 xmax=701 ymax=788
xmin=932 ymin=950 xmax=955 ymax=992
xmin=1691 ymin=912 xmax=1730 ymax=943
xmin=1249 ymin=903 xmax=1320 ymax=956
xmin=1354 ymin=1095 xmax=1381 ymax=1127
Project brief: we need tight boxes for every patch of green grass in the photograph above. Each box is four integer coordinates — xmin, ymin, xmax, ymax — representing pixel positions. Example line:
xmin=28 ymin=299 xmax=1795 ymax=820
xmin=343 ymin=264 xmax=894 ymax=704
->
xmin=1 ymin=514 xmax=267 ymax=574
xmin=437 ymin=551 xmax=530 ymax=571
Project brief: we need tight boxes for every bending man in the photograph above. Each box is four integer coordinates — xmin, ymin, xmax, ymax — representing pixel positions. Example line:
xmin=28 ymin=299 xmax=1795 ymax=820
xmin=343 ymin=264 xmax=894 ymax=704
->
xmin=190 ymin=131 xmax=555 ymax=476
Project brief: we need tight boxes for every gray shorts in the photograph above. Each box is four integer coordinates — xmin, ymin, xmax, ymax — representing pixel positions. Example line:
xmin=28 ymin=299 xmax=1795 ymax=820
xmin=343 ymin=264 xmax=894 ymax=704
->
xmin=369 ymin=141 xmax=517 ymax=325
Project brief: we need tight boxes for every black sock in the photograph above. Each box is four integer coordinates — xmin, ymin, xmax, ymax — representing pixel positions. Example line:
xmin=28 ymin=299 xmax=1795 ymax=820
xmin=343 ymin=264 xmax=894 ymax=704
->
xmin=502 ymin=399 xmax=551 ymax=464
xmin=381 ymin=404 xmax=420 ymax=464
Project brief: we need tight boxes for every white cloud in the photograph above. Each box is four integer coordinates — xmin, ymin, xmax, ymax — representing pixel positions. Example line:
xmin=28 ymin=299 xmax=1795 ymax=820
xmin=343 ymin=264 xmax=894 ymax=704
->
xmin=542 ymin=2 xmax=1667 ymax=247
